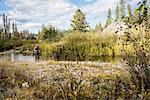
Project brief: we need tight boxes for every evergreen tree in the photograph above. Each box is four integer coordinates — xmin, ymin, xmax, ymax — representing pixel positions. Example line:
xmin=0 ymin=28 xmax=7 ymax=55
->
xmin=38 ymin=24 xmax=61 ymax=42
xmin=43 ymin=24 xmax=58 ymax=41
xmin=115 ymin=5 xmax=119 ymax=21
xmin=12 ymin=22 xmax=15 ymax=33
xmin=13 ymin=23 xmax=20 ymax=38
xmin=127 ymin=4 xmax=132 ymax=17
xmin=38 ymin=25 xmax=46 ymax=41
xmin=71 ymin=9 xmax=89 ymax=32
xmin=3 ymin=14 xmax=6 ymax=35
xmin=95 ymin=22 xmax=102 ymax=32
xmin=14 ymin=23 xmax=18 ymax=33
xmin=105 ymin=9 xmax=112 ymax=28
xmin=2 ymin=14 xmax=11 ymax=38
xmin=119 ymin=0 xmax=125 ymax=20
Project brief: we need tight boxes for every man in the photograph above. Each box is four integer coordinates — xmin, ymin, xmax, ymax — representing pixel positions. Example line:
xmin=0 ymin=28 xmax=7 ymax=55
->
xmin=33 ymin=44 xmax=40 ymax=61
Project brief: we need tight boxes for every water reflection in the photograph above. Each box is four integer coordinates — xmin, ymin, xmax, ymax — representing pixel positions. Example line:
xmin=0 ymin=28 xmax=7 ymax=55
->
xmin=91 ymin=56 xmax=122 ymax=63
xmin=0 ymin=53 xmax=122 ymax=63
xmin=11 ymin=53 xmax=15 ymax=62
xmin=0 ymin=53 xmax=35 ymax=63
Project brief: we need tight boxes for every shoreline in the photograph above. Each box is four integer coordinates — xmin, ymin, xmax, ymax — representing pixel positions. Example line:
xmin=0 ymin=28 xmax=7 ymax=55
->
xmin=0 ymin=49 xmax=14 ymax=55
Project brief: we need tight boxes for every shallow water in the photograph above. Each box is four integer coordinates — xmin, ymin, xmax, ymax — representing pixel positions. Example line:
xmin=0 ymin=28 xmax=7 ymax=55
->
xmin=0 ymin=53 xmax=35 ymax=63
xmin=91 ymin=56 xmax=122 ymax=63
xmin=0 ymin=52 xmax=122 ymax=63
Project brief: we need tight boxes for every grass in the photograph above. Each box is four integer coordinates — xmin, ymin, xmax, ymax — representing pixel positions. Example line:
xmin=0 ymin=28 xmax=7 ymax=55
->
xmin=1 ymin=61 xmax=149 ymax=99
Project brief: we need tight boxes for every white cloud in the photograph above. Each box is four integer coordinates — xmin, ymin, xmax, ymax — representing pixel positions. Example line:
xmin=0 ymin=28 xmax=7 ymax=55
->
xmin=0 ymin=16 xmax=2 ymax=25
xmin=1 ymin=0 xmax=141 ymax=33
xmin=84 ymin=0 xmax=95 ymax=3
xmin=4 ymin=0 xmax=77 ymax=33
xmin=81 ymin=0 xmax=120 ymax=27
xmin=18 ymin=22 xmax=41 ymax=30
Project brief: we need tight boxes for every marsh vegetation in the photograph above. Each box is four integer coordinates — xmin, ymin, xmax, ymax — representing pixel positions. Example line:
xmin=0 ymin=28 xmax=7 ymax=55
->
xmin=0 ymin=0 xmax=150 ymax=99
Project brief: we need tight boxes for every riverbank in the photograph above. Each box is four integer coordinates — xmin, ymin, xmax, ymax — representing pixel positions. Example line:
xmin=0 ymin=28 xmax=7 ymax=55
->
xmin=2 ymin=61 xmax=149 ymax=99
xmin=0 ymin=40 xmax=37 ymax=55
xmin=0 ymin=61 xmax=126 ymax=99
xmin=0 ymin=50 xmax=14 ymax=55
xmin=0 ymin=46 xmax=33 ymax=55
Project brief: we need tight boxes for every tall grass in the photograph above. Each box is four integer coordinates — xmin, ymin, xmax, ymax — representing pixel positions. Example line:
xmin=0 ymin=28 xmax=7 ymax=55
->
xmin=39 ymin=31 xmax=126 ymax=61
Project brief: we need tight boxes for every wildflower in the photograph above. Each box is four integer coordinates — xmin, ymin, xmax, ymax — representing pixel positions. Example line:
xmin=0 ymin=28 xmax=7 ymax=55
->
xmin=22 ymin=82 xmax=29 ymax=88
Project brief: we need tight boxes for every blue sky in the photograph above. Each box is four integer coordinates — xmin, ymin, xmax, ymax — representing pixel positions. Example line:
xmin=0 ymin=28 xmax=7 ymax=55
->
xmin=0 ymin=0 xmax=149 ymax=33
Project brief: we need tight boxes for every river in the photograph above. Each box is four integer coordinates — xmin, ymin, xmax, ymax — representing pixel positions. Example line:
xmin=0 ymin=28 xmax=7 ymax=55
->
xmin=0 ymin=53 xmax=35 ymax=63
xmin=0 ymin=52 xmax=122 ymax=63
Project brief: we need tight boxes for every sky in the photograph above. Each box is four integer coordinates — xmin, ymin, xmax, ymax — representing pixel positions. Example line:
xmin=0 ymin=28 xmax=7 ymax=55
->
xmin=0 ymin=0 xmax=149 ymax=34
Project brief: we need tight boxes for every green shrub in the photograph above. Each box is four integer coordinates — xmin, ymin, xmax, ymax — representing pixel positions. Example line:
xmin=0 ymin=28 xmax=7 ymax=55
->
xmin=0 ymin=38 xmax=23 ymax=52
xmin=40 ymin=32 xmax=121 ymax=61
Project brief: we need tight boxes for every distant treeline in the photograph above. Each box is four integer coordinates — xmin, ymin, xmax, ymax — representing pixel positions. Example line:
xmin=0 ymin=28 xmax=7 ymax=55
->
xmin=0 ymin=14 xmax=35 ymax=39
xmin=0 ymin=14 xmax=36 ymax=52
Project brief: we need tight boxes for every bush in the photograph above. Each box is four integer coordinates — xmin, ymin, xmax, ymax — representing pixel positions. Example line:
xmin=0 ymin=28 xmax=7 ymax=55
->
xmin=40 ymin=32 xmax=120 ymax=61
xmin=122 ymin=0 xmax=150 ymax=96
xmin=0 ymin=38 xmax=23 ymax=52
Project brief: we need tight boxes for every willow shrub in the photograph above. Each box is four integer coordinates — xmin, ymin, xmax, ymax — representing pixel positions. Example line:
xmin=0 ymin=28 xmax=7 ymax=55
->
xmin=40 ymin=31 xmax=121 ymax=61
xmin=0 ymin=38 xmax=23 ymax=52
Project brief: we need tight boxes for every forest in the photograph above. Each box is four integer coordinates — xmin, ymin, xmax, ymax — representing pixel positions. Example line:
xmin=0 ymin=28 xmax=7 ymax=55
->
xmin=0 ymin=0 xmax=150 ymax=99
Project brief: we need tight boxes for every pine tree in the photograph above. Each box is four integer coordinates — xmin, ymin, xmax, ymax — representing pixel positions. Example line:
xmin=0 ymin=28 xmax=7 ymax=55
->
xmin=2 ymin=14 xmax=11 ymax=38
xmin=13 ymin=23 xmax=20 ymax=38
xmin=119 ymin=0 xmax=125 ymax=20
xmin=71 ymin=9 xmax=89 ymax=32
xmin=8 ymin=19 xmax=11 ymax=38
xmin=38 ymin=25 xmax=46 ymax=41
xmin=95 ymin=22 xmax=102 ymax=33
xmin=3 ymin=14 xmax=6 ymax=36
xmin=105 ymin=9 xmax=112 ymax=28
xmin=115 ymin=5 xmax=119 ymax=21
xmin=15 ymin=23 xmax=18 ymax=33
xmin=12 ymin=22 xmax=15 ymax=33
xmin=43 ymin=24 xmax=58 ymax=41
xmin=127 ymin=4 xmax=132 ymax=17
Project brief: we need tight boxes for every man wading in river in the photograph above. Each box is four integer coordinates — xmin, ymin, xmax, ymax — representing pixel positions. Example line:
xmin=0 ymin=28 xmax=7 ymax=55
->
xmin=33 ymin=44 xmax=40 ymax=61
